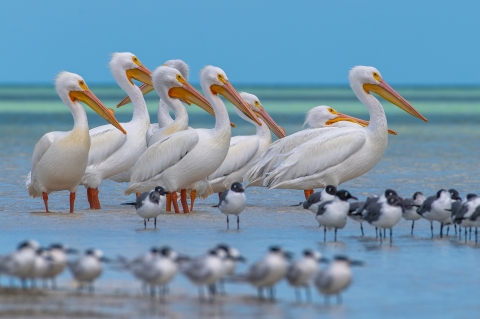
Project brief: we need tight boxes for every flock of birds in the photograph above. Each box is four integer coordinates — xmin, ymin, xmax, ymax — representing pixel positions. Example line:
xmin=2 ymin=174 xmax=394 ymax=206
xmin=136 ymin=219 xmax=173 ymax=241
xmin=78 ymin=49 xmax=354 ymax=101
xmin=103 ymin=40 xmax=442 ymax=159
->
xmin=0 ymin=240 xmax=362 ymax=304
xmin=26 ymin=52 xmax=429 ymax=214
xmin=122 ymin=181 xmax=480 ymax=245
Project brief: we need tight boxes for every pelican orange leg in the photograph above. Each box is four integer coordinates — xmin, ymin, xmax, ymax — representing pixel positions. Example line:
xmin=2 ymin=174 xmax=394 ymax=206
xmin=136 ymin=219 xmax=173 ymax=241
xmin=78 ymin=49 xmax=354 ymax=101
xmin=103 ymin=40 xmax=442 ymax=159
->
xmin=42 ymin=192 xmax=49 ymax=213
xmin=180 ymin=189 xmax=189 ymax=213
xmin=171 ymin=192 xmax=180 ymax=214
xmin=166 ymin=194 xmax=172 ymax=212
xmin=88 ymin=188 xmax=101 ymax=210
xmin=190 ymin=190 xmax=196 ymax=211
xmin=69 ymin=192 xmax=76 ymax=213
xmin=304 ymin=189 xmax=314 ymax=200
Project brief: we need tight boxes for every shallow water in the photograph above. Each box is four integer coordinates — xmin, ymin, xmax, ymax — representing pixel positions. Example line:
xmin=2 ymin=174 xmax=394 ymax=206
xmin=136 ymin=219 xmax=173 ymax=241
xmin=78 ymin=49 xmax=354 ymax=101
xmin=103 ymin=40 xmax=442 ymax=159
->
xmin=1 ymin=88 xmax=480 ymax=318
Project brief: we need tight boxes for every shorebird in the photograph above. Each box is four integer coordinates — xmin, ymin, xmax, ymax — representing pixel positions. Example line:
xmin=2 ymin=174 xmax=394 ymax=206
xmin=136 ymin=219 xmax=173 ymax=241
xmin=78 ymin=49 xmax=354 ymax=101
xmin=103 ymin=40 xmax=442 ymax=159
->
xmin=217 ymin=182 xmax=246 ymax=230
xmin=122 ymin=186 xmax=168 ymax=229
xmin=314 ymin=255 xmax=363 ymax=305
xmin=286 ymin=250 xmax=327 ymax=302
xmin=68 ymin=249 xmax=109 ymax=293
xmin=0 ymin=240 xmax=39 ymax=288
xmin=302 ymin=185 xmax=337 ymax=213
xmin=235 ymin=246 xmax=292 ymax=301
xmin=417 ymin=189 xmax=459 ymax=238
xmin=362 ymin=195 xmax=403 ymax=243
xmin=315 ymin=190 xmax=357 ymax=241
xmin=402 ymin=192 xmax=426 ymax=235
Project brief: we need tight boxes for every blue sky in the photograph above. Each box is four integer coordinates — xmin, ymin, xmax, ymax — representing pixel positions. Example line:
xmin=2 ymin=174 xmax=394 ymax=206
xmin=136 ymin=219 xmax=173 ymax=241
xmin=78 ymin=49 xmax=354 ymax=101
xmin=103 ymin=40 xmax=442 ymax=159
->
xmin=1 ymin=1 xmax=479 ymax=85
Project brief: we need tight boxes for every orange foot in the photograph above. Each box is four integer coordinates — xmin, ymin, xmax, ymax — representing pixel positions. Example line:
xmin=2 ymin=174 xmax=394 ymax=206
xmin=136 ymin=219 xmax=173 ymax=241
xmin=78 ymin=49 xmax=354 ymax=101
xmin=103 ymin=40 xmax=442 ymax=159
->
xmin=171 ymin=192 xmax=180 ymax=214
xmin=88 ymin=188 xmax=101 ymax=210
xmin=42 ymin=192 xmax=49 ymax=213
xmin=70 ymin=192 xmax=76 ymax=213
xmin=180 ymin=189 xmax=189 ymax=213
xmin=190 ymin=190 xmax=196 ymax=211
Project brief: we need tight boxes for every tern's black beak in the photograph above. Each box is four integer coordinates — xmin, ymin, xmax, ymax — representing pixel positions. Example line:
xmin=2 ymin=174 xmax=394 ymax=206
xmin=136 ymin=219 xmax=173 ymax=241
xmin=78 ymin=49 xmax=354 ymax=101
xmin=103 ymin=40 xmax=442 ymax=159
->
xmin=350 ymin=260 xmax=364 ymax=267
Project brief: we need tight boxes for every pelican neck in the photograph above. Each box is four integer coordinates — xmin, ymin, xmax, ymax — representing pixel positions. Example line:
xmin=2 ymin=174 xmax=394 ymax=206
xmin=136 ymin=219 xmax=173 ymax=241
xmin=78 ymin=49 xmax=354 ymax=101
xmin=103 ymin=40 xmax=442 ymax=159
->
xmin=68 ymin=100 xmax=89 ymax=130
xmin=157 ymin=100 xmax=174 ymax=128
xmin=203 ymin=91 xmax=231 ymax=132
xmin=350 ymin=81 xmax=388 ymax=136
xmin=125 ymin=83 xmax=150 ymax=123
xmin=163 ymin=97 xmax=189 ymax=130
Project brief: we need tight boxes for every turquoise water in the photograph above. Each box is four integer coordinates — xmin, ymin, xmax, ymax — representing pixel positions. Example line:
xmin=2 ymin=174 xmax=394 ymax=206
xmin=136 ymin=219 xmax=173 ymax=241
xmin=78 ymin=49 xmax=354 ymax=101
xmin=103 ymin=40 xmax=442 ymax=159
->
xmin=0 ymin=86 xmax=480 ymax=318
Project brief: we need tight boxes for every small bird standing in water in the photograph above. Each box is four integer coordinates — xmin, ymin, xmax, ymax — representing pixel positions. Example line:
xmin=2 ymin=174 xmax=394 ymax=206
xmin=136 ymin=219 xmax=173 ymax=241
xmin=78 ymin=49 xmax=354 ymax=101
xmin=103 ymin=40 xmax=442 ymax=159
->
xmin=218 ymin=182 xmax=246 ymax=229
xmin=314 ymin=255 xmax=363 ymax=305
xmin=123 ymin=186 xmax=168 ymax=229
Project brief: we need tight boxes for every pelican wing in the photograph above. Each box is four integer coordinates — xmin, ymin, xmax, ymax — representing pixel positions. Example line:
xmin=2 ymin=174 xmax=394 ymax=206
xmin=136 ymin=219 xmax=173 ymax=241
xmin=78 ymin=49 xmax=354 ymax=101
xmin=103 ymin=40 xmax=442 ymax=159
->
xmin=146 ymin=123 xmax=160 ymax=145
xmin=130 ymin=130 xmax=199 ymax=184
xmin=30 ymin=131 xmax=69 ymax=178
xmin=88 ymin=125 xmax=127 ymax=167
xmin=264 ymin=129 xmax=366 ymax=188
xmin=208 ymin=136 xmax=260 ymax=181
xmin=245 ymin=128 xmax=337 ymax=183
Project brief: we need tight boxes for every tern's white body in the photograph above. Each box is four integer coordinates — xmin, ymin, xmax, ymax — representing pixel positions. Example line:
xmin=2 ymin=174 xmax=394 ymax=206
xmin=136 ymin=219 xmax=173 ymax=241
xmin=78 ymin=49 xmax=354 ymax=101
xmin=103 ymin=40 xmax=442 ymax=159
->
xmin=287 ymin=255 xmax=319 ymax=287
xmin=1 ymin=242 xmax=39 ymax=280
xmin=33 ymin=251 xmax=53 ymax=279
xmin=315 ymin=260 xmax=352 ymax=295
xmin=81 ymin=53 xmax=150 ymax=189
xmin=126 ymin=67 xmax=236 ymax=195
xmin=123 ymin=251 xmax=177 ymax=287
xmin=246 ymin=252 xmax=288 ymax=288
xmin=316 ymin=197 xmax=349 ymax=230
xmin=182 ymin=253 xmax=225 ymax=286
xmin=68 ymin=251 xmax=104 ymax=284
xmin=245 ymin=106 xmax=363 ymax=187
xmin=45 ymin=247 xmax=69 ymax=279
xmin=26 ymin=73 xmax=92 ymax=198
xmin=402 ymin=193 xmax=426 ymax=221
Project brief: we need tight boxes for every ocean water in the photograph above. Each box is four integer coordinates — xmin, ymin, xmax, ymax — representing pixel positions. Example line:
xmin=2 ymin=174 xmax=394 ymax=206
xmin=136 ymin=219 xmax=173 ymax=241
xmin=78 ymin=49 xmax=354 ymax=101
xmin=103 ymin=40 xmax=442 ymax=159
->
xmin=0 ymin=86 xmax=479 ymax=318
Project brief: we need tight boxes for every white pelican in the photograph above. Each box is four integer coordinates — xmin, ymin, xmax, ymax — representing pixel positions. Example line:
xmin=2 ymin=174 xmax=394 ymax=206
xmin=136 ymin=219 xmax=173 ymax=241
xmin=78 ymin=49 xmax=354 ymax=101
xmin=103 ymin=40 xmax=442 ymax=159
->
xmin=125 ymin=66 xmax=261 ymax=214
xmin=259 ymin=66 xmax=427 ymax=191
xmin=244 ymin=104 xmax=397 ymax=198
xmin=26 ymin=72 xmax=125 ymax=213
xmin=80 ymin=52 xmax=152 ymax=209
xmin=208 ymin=92 xmax=286 ymax=195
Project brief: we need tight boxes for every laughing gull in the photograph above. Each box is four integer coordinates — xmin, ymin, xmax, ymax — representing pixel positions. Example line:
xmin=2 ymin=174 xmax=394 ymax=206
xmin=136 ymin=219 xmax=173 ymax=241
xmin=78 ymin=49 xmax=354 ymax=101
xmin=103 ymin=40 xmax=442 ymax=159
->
xmin=181 ymin=248 xmax=228 ymax=300
xmin=347 ymin=199 xmax=369 ymax=236
xmin=402 ymin=192 xmax=426 ymax=235
xmin=218 ymin=182 xmax=246 ymax=230
xmin=235 ymin=246 xmax=292 ymax=301
xmin=362 ymin=195 xmax=403 ymax=243
xmin=443 ymin=189 xmax=462 ymax=235
xmin=417 ymin=189 xmax=456 ymax=238
xmin=302 ymin=185 xmax=337 ymax=213
xmin=0 ymin=240 xmax=39 ymax=288
xmin=466 ymin=201 xmax=480 ymax=242
xmin=68 ymin=248 xmax=110 ymax=293
xmin=453 ymin=194 xmax=480 ymax=241
xmin=118 ymin=246 xmax=180 ymax=296
xmin=314 ymin=255 xmax=363 ymax=305
xmin=316 ymin=190 xmax=357 ymax=242
xmin=286 ymin=250 xmax=327 ymax=302
xmin=123 ymin=186 xmax=168 ymax=229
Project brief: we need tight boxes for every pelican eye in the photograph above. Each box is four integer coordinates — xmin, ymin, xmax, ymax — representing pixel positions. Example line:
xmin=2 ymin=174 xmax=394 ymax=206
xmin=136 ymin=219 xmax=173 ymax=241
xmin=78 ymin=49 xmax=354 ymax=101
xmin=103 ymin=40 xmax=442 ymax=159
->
xmin=217 ymin=74 xmax=226 ymax=83
xmin=132 ymin=56 xmax=142 ymax=66
xmin=254 ymin=100 xmax=261 ymax=107
xmin=372 ymin=72 xmax=381 ymax=82
xmin=78 ymin=80 xmax=88 ymax=91
xmin=328 ymin=108 xmax=334 ymax=113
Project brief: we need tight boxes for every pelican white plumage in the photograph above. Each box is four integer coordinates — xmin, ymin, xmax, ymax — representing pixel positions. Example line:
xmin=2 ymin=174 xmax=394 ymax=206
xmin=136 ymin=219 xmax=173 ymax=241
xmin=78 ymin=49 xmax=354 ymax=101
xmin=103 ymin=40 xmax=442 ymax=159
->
xmin=245 ymin=105 xmax=396 ymax=199
xmin=125 ymin=66 xmax=261 ymax=214
xmin=208 ymin=92 xmax=285 ymax=195
xmin=80 ymin=53 xmax=152 ymax=209
xmin=249 ymin=66 xmax=427 ymax=191
xmin=26 ymin=72 xmax=125 ymax=213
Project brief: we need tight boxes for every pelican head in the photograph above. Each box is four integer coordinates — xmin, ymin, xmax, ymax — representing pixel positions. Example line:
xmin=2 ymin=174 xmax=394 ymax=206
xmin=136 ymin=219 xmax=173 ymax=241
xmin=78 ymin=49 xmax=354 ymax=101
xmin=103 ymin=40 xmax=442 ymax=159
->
xmin=350 ymin=66 xmax=427 ymax=122
xmin=110 ymin=52 xmax=152 ymax=90
xmin=239 ymin=92 xmax=286 ymax=138
xmin=200 ymin=66 xmax=261 ymax=126
xmin=152 ymin=65 xmax=214 ymax=117
xmin=56 ymin=72 xmax=126 ymax=134
xmin=117 ymin=59 xmax=189 ymax=107
xmin=306 ymin=105 xmax=397 ymax=135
